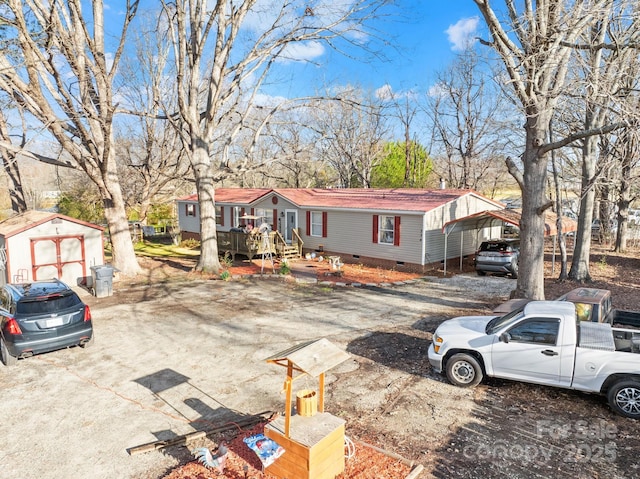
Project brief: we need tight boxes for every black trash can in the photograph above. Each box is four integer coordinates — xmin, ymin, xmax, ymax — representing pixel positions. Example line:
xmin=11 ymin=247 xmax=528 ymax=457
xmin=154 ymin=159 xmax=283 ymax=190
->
xmin=90 ymin=265 xmax=114 ymax=298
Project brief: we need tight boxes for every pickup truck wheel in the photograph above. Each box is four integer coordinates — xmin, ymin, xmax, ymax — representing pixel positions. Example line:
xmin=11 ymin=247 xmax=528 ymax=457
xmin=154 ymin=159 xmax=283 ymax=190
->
xmin=608 ymin=380 xmax=640 ymax=419
xmin=446 ymin=353 xmax=483 ymax=387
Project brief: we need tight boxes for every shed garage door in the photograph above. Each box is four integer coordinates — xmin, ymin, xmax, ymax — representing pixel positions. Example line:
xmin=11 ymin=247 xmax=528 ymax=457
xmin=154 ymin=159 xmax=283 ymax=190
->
xmin=31 ymin=235 xmax=86 ymax=284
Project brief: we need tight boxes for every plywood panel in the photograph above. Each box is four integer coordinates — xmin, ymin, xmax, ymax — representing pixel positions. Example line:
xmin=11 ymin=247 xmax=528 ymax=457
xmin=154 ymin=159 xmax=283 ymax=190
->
xmin=265 ymin=413 xmax=345 ymax=479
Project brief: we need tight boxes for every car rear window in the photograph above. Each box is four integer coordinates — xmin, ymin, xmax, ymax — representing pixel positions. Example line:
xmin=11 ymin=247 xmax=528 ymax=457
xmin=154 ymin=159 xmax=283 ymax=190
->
xmin=16 ymin=293 xmax=82 ymax=315
xmin=481 ymin=242 xmax=515 ymax=252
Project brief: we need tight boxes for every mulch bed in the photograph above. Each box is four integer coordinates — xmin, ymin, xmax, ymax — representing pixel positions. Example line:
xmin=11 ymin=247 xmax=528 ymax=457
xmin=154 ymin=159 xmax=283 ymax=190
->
xmin=161 ymin=422 xmax=413 ymax=479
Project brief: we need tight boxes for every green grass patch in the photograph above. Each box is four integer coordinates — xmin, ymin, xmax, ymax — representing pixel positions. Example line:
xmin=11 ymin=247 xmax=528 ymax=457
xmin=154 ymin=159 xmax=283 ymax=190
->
xmin=134 ymin=241 xmax=201 ymax=258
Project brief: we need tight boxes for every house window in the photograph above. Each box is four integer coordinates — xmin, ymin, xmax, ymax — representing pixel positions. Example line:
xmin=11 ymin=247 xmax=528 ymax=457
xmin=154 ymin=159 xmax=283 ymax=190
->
xmin=215 ymin=206 xmax=224 ymax=226
xmin=186 ymin=204 xmax=196 ymax=217
xmin=233 ymin=207 xmax=242 ymax=227
xmin=255 ymin=208 xmax=274 ymax=228
xmin=310 ymin=212 xmax=323 ymax=237
xmin=373 ymin=215 xmax=400 ymax=246
xmin=379 ymin=215 xmax=395 ymax=244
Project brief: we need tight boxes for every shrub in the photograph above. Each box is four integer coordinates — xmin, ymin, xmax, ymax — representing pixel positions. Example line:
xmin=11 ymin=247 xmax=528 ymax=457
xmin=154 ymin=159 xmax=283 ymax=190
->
xmin=180 ymin=238 xmax=200 ymax=249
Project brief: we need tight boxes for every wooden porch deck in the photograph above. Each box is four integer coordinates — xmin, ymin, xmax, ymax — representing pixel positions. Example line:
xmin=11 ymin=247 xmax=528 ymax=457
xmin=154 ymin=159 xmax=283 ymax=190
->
xmin=217 ymin=229 xmax=303 ymax=261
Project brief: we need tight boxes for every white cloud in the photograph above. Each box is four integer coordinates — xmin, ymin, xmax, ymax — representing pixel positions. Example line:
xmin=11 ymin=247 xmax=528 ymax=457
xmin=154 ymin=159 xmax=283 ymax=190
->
xmin=279 ymin=41 xmax=325 ymax=62
xmin=427 ymin=82 xmax=447 ymax=98
xmin=375 ymin=84 xmax=394 ymax=100
xmin=445 ymin=17 xmax=479 ymax=51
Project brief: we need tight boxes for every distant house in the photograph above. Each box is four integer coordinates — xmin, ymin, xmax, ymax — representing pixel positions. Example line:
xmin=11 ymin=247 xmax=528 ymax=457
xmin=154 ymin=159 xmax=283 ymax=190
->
xmin=176 ymin=188 xmax=504 ymax=272
xmin=0 ymin=210 xmax=105 ymax=285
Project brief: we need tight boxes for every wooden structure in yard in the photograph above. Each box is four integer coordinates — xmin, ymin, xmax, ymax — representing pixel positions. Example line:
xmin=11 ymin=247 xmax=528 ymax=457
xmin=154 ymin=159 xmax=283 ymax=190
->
xmin=265 ymin=339 xmax=350 ymax=479
xmin=216 ymin=230 xmax=277 ymax=261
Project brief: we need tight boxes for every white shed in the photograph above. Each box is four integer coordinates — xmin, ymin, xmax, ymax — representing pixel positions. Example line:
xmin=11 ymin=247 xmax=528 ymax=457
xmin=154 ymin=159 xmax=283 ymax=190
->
xmin=0 ymin=211 xmax=105 ymax=286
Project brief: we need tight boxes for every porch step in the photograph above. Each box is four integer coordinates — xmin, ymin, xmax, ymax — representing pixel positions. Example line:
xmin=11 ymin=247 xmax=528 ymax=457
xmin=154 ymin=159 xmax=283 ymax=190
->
xmin=281 ymin=245 xmax=301 ymax=259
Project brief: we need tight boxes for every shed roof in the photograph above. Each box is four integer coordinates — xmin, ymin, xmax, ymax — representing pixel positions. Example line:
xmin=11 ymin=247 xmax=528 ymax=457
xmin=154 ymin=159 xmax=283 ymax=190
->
xmin=0 ymin=210 xmax=104 ymax=239
xmin=178 ymin=188 xmax=504 ymax=214
xmin=442 ymin=209 xmax=577 ymax=236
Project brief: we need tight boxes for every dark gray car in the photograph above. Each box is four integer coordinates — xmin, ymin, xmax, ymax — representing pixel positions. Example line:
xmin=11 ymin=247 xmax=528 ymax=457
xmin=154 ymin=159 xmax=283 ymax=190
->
xmin=0 ymin=279 xmax=93 ymax=366
xmin=475 ymin=239 xmax=520 ymax=278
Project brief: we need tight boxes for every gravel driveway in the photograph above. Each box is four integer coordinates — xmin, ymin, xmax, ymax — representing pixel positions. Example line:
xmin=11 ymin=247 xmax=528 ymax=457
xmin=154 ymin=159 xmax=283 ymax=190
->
xmin=7 ymin=273 xmax=635 ymax=479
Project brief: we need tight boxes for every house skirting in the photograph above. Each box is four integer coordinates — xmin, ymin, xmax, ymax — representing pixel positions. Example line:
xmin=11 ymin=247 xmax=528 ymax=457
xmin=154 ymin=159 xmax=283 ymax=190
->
xmin=301 ymin=248 xmax=439 ymax=274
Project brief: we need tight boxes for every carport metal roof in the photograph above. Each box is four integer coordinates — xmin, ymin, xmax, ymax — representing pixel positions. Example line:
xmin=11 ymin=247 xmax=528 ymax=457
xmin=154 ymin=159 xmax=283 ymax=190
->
xmin=442 ymin=209 xmax=577 ymax=237
xmin=441 ymin=209 xmax=577 ymax=275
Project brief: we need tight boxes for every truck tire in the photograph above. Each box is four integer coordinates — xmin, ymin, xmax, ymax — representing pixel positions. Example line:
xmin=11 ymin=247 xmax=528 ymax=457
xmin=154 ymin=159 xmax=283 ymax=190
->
xmin=607 ymin=380 xmax=640 ymax=419
xmin=446 ymin=353 xmax=483 ymax=387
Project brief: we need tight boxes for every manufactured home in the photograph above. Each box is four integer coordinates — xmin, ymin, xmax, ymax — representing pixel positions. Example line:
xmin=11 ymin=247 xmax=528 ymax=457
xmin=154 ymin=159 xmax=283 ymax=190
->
xmin=176 ymin=188 xmax=504 ymax=272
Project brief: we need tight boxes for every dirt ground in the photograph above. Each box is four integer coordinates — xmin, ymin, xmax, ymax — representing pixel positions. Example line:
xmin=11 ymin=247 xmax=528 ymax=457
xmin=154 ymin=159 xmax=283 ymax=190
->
xmin=1 ymin=246 xmax=639 ymax=479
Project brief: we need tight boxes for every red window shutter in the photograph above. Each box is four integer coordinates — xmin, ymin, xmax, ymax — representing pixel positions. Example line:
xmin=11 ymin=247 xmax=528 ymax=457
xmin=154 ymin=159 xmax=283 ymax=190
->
xmin=241 ymin=207 xmax=245 ymax=218
xmin=373 ymin=215 xmax=379 ymax=243
xmin=220 ymin=206 xmax=225 ymax=226
xmin=394 ymin=216 xmax=401 ymax=246
xmin=306 ymin=211 xmax=311 ymax=236
xmin=322 ymin=212 xmax=328 ymax=238
xmin=251 ymin=208 xmax=255 ymax=216
xmin=272 ymin=209 xmax=277 ymax=231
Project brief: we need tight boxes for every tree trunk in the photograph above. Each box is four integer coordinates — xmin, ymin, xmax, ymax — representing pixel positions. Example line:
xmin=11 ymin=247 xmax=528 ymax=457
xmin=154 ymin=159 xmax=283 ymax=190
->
xmin=100 ymin=156 xmax=141 ymax=276
xmin=569 ymin=136 xmax=598 ymax=282
xmin=192 ymin=147 xmax=221 ymax=274
xmin=550 ymin=134 xmax=568 ymax=281
xmin=510 ymin=117 xmax=549 ymax=300
xmin=615 ymin=154 xmax=632 ymax=252
xmin=2 ymin=157 xmax=27 ymax=213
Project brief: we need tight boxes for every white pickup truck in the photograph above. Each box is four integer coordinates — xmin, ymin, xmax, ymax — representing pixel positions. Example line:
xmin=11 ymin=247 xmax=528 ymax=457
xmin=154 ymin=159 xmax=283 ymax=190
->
xmin=428 ymin=301 xmax=640 ymax=418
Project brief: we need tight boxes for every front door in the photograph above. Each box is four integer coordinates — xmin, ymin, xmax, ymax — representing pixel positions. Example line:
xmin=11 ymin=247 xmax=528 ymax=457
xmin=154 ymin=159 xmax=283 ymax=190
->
xmin=285 ymin=210 xmax=298 ymax=243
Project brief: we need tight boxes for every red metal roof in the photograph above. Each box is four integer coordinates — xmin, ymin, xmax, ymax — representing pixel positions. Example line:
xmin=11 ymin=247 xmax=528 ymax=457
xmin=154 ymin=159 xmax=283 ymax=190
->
xmin=442 ymin=209 xmax=578 ymax=236
xmin=178 ymin=188 xmax=502 ymax=213
xmin=0 ymin=210 xmax=104 ymax=238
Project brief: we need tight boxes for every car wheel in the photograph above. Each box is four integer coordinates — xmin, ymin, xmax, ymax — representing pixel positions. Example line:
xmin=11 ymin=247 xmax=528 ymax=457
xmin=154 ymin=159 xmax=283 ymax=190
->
xmin=608 ymin=380 xmax=640 ymax=419
xmin=510 ymin=261 xmax=519 ymax=279
xmin=1 ymin=337 xmax=17 ymax=366
xmin=476 ymin=270 xmax=486 ymax=276
xmin=446 ymin=353 xmax=483 ymax=387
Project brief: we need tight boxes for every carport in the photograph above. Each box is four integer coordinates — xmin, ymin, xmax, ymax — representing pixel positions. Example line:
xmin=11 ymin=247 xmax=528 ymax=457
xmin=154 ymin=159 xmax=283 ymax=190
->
xmin=441 ymin=209 xmax=577 ymax=275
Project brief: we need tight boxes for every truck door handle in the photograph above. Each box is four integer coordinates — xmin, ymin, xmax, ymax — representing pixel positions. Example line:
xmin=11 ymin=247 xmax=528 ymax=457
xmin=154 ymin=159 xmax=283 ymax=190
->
xmin=541 ymin=349 xmax=558 ymax=356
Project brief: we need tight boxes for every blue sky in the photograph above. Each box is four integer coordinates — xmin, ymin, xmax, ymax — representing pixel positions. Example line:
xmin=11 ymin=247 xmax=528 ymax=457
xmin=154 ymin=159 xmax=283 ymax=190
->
xmin=261 ymin=0 xmax=483 ymax=99
xmin=105 ymin=1 xmax=483 ymax=102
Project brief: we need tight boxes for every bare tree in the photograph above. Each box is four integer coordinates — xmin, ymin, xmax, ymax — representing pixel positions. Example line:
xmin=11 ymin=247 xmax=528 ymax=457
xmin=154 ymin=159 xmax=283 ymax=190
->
xmin=473 ymin=0 xmax=635 ymax=299
xmin=312 ymin=89 xmax=389 ymax=188
xmin=0 ymin=0 xmax=142 ymax=276
xmin=612 ymin=127 xmax=640 ymax=252
xmin=159 ymin=0 xmax=388 ymax=273
xmin=426 ymin=50 xmax=512 ymax=192
xmin=565 ymin=9 xmax=639 ymax=281
xmin=0 ymin=102 xmax=27 ymax=213
xmin=116 ymin=16 xmax=192 ymax=223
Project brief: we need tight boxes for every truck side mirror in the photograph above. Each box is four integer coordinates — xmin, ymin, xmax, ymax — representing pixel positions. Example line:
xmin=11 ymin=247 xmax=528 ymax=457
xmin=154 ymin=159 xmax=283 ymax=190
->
xmin=500 ymin=332 xmax=511 ymax=343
